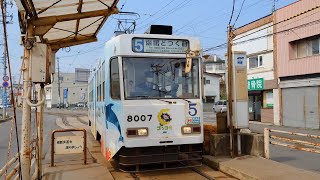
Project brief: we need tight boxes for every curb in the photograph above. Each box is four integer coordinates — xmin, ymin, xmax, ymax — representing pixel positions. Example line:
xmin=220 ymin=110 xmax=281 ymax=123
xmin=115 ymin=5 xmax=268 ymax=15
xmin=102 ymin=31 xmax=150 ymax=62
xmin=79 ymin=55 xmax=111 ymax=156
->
xmin=203 ymin=155 xmax=258 ymax=180
xmin=0 ymin=117 xmax=12 ymax=123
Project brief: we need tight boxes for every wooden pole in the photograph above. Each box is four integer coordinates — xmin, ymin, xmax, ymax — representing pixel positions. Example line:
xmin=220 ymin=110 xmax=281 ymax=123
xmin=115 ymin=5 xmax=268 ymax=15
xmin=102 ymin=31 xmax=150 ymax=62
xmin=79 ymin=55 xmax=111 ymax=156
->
xmin=227 ymin=25 xmax=235 ymax=158
xmin=264 ymin=128 xmax=270 ymax=159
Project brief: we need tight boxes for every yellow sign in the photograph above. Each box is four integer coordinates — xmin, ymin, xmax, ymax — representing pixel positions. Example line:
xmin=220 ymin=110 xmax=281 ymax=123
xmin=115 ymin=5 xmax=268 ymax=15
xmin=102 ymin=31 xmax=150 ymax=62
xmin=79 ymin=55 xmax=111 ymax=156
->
xmin=157 ymin=108 xmax=172 ymax=126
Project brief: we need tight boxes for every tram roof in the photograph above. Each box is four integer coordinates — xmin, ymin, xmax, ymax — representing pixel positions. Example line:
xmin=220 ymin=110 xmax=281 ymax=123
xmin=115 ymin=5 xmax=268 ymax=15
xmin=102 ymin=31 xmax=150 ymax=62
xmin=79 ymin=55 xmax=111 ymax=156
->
xmin=15 ymin=0 xmax=119 ymax=51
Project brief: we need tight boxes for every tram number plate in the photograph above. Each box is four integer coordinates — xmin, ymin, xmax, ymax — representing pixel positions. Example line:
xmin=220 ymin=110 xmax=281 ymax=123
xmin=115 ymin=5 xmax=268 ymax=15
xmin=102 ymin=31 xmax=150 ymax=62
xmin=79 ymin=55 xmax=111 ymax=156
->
xmin=127 ymin=115 xmax=152 ymax=122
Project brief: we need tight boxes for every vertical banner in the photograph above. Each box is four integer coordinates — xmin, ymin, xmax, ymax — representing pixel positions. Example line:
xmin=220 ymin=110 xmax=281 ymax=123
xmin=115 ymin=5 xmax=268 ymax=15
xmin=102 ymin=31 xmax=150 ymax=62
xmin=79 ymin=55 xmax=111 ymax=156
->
xmin=232 ymin=52 xmax=249 ymax=129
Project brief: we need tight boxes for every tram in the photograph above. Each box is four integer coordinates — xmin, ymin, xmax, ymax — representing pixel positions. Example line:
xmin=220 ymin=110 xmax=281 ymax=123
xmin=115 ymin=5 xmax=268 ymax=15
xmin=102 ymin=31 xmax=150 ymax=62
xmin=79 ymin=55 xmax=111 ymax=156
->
xmin=88 ymin=26 xmax=203 ymax=172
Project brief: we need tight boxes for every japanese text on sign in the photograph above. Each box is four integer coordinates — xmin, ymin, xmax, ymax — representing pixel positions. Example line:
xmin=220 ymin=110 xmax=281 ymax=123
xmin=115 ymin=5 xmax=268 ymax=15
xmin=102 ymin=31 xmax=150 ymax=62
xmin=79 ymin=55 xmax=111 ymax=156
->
xmin=247 ymin=78 xmax=264 ymax=91
xmin=54 ymin=136 xmax=83 ymax=154
xmin=132 ymin=38 xmax=189 ymax=54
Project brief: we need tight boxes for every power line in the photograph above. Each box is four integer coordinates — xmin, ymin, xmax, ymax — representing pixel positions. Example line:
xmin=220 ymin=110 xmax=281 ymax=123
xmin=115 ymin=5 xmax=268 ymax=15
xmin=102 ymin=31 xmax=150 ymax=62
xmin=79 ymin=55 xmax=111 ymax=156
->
xmin=182 ymin=0 xmax=267 ymax=36
xmin=137 ymin=0 xmax=192 ymax=31
xmin=138 ymin=0 xmax=176 ymax=25
xmin=233 ymin=0 xmax=246 ymax=26
xmin=233 ymin=4 xmax=320 ymax=41
xmin=175 ymin=0 xmax=265 ymax=35
xmin=228 ymin=0 xmax=236 ymax=25
xmin=204 ymin=4 xmax=320 ymax=52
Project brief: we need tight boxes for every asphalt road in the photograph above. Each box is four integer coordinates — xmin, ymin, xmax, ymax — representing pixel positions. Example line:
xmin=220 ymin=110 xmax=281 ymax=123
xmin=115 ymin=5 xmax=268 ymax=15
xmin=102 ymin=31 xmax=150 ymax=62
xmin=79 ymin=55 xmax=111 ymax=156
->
xmin=249 ymin=123 xmax=320 ymax=173
xmin=0 ymin=108 xmax=60 ymax=168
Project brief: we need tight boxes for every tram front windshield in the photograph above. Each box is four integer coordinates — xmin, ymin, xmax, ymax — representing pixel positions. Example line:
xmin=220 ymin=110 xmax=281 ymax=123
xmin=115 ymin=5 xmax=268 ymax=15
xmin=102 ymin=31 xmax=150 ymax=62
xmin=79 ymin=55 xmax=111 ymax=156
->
xmin=123 ymin=57 xmax=199 ymax=99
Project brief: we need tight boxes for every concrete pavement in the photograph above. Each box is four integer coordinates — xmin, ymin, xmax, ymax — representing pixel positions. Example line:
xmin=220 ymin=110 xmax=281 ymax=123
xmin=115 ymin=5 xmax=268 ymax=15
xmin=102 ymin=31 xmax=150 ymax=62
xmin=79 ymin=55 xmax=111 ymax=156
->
xmin=42 ymin=116 xmax=114 ymax=180
xmin=203 ymin=155 xmax=320 ymax=180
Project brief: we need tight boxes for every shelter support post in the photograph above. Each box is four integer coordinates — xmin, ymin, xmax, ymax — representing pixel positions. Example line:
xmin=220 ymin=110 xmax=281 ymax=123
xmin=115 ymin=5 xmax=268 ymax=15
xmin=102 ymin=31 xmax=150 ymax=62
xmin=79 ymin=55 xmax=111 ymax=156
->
xmin=36 ymin=84 xmax=44 ymax=178
xmin=20 ymin=24 xmax=34 ymax=180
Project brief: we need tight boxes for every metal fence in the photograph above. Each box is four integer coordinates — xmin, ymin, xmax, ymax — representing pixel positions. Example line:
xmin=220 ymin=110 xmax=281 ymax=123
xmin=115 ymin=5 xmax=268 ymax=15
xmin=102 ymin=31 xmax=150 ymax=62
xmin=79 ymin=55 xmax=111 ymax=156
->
xmin=0 ymin=140 xmax=40 ymax=180
xmin=264 ymin=128 xmax=320 ymax=159
xmin=0 ymin=153 xmax=20 ymax=180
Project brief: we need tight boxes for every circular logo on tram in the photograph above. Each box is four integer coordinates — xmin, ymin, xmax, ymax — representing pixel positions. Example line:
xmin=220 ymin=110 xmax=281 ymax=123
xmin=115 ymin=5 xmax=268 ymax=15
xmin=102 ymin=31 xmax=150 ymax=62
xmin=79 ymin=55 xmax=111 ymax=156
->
xmin=157 ymin=108 xmax=172 ymax=126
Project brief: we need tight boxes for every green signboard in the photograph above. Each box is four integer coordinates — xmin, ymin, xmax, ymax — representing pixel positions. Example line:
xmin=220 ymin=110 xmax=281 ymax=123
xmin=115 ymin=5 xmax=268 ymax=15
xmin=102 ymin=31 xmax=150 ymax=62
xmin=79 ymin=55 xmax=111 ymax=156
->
xmin=248 ymin=78 xmax=264 ymax=91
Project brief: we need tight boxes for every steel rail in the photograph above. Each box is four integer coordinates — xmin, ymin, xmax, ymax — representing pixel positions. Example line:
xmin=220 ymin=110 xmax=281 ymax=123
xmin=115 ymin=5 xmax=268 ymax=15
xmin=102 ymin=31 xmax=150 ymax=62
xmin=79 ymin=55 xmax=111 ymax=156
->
xmin=269 ymin=129 xmax=320 ymax=139
xmin=270 ymin=141 xmax=320 ymax=154
xmin=270 ymin=135 xmax=320 ymax=147
xmin=190 ymin=167 xmax=215 ymax=180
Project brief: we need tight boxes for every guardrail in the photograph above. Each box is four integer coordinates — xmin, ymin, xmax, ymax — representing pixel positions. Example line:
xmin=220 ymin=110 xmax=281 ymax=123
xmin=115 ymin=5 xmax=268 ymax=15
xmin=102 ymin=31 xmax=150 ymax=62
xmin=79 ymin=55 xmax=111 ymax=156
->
xmin=264 ymin=128 xmax=320 ymax=159
xmin=0 ymin=153 xmax=20 ymax=180
xmin=51 ymin=128 xmax=87 ymax=167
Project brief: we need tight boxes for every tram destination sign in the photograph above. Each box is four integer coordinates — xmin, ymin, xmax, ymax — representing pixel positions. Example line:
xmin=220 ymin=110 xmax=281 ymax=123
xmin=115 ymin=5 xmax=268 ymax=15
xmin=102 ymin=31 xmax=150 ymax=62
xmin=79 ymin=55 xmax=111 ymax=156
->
xmin=132 ymin=38 xmax=189 ymax=54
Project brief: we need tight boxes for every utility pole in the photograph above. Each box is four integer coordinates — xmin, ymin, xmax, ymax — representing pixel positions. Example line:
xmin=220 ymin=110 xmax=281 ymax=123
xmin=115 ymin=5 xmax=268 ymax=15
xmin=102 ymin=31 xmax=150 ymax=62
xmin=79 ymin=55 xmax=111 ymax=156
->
xmin=2 ymin=53 xmax=6 ymax=118
xmin=57 ymin=57 xmax=61 ymax=108
xmin=227 ymin=25 xmax=235 ymax=158
xmin=1 ymin=0 xmax=13 ymax=119
xmin=272 ymin=0 xmax=276 ymax=13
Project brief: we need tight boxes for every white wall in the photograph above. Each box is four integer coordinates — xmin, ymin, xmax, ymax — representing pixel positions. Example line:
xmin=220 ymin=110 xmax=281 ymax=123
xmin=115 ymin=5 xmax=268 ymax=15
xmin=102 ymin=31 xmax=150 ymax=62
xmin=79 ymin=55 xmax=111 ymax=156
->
xmin=204 ymin=75 xmax=220 ymax=101
xmin=232 ymin=23 xmax=275 ymax=80
xmin=205 ymin=63 xmax=225 ymax=74
xmin=273 ymin=89 xmax=280 ymax=125
xmin=233 ymin=23 xmax=273 ymax=53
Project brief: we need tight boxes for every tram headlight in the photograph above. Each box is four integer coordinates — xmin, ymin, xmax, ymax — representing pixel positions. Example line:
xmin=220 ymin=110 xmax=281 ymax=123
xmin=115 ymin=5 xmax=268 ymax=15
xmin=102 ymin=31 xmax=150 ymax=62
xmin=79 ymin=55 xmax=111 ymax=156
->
xmin=127 ymin=128 xmax=148 ymax=137
xmin=181 ymin=125 xmax=201 ymax=134
xmin=182 ymin=126 xmax=192 ymax=134
xmin=137 ymin=128 xmax=148 ymax=136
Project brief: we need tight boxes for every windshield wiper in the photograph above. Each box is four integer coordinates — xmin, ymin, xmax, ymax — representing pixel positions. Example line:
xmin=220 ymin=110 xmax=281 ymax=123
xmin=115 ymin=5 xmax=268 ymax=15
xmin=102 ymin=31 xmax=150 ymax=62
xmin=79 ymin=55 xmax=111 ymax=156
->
xmin=157 ymin=99 xmax=175 ymax=104
xmin=180 ymin=98 xmax=191 ymax=103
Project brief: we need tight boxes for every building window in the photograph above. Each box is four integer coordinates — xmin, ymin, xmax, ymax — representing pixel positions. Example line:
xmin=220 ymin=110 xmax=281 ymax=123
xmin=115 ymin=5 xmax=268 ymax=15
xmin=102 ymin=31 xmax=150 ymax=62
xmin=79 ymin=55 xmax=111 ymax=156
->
xmin=249 ymin=55 xmax=263 ymax=69
xmin=206 ymin=64 xmax=213 ymax=71
xmin=110 ymin=57 xmax=120 ymax=99
xmin=293 ymin=35 xmax=320 ymax=58
xmin=206 ymin=80 xmax=210 ymax=84
xmin=215 ymin=64 xmax=225 ymax=70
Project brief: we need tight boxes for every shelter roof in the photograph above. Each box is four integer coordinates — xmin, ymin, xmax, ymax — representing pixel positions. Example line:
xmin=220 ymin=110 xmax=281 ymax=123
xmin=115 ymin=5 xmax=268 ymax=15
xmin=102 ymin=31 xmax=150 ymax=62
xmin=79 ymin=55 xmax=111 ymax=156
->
xmin=15 ymin=0 xmax=119 ymax=50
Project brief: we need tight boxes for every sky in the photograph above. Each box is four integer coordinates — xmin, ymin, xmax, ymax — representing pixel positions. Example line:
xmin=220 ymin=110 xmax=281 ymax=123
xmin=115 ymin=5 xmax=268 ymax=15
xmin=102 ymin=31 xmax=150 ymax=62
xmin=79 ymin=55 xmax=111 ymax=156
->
xmin=1 ymin=0 xmax=297 ymax=84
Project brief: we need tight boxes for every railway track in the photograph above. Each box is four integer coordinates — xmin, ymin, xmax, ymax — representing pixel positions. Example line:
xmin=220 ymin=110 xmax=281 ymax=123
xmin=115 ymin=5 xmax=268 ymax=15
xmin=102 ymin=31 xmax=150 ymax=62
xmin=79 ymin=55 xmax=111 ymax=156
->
xmin=128 ymin=166 xmax=215 ymax=180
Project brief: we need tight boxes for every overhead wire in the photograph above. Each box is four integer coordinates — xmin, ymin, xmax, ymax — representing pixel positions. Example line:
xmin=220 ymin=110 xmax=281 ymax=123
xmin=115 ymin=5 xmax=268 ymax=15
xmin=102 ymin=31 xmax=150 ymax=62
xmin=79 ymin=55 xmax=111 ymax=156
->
xmin=232 ymin=0 xmax=246 ymax=26
xmin=228 ymin=0 xmax=236 ymax=25
xmin=138 ymin=0 xmax=176 ymax=25
xmin=137 ymin=0 xmax=193 ymax=31
xmin=204 ymin=4 xmax=320 ymax=53
xmin=179 ymin=0 xmax=266 ymax=36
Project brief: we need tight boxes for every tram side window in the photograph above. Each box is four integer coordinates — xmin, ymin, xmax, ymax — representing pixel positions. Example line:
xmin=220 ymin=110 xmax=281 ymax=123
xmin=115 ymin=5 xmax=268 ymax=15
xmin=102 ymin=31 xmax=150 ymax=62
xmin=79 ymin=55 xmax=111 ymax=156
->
xmin=102 ymin=62 xmax=105 ymax=101
xmin=110 ymin=57 xmax=120 ymax=99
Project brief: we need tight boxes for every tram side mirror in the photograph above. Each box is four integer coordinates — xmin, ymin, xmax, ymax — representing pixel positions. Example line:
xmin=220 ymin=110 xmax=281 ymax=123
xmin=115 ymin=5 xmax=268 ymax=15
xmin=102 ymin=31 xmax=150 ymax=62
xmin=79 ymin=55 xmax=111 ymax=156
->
xmin=185 ymin=50 xmax=200 ymax=73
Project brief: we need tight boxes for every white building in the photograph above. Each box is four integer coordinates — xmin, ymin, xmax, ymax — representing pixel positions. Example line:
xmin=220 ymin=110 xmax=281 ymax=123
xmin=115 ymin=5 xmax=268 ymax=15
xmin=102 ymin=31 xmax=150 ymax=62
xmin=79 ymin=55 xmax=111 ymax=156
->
xmin=45 ymin=68 xmax=89 ymax=108
xmin=203 ymin=72 xmax=222 ymax=102
xmin=232 ymin=14 xmax=279 ymax=124
xmin=202 ymin=55 xmax=226 ymax=102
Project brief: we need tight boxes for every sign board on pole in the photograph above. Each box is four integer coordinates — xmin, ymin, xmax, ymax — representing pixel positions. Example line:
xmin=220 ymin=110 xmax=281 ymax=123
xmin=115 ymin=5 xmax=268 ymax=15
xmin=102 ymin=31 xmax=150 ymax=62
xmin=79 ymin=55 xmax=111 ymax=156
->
xmin=2 ymin=81 xmax=9 ymax=88
xmin=232 ymin=52 xmax=249 ymax=129
xmin=54 ymin=136 xmax=84 ymax=154
xmin=3 ymin=75 xmax=9 ymax=82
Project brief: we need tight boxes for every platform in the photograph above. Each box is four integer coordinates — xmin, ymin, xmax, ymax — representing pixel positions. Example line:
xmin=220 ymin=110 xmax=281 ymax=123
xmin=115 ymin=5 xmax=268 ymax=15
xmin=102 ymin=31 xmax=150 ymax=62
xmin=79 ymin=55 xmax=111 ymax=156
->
xmin=203 ymin=155 xmax=320 ymax=180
